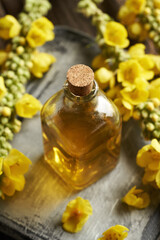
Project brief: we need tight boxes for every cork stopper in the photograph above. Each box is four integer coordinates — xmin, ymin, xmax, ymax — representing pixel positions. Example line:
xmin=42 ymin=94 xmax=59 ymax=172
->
xmin=67 ymin=64 xmax=94 ymax=96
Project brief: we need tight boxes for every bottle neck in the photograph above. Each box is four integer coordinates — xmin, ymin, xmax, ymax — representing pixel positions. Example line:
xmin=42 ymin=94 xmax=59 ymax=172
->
xmin=63 ymin=80 xmax=99 ymax=103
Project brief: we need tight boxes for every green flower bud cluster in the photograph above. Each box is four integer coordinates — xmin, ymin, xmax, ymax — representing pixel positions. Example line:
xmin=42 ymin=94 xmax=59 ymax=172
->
xmin=19 ymin=0 xmax=52 ymax=35
xmin=140 ymin=0 xmax=160 ymax=50
xmin=0 ymin=0 xmax=51 ymax=157
xmin=133 ymin=98 xmax=160 ymax=141
xmin=78 ymin=0 xmax=129 ymax=70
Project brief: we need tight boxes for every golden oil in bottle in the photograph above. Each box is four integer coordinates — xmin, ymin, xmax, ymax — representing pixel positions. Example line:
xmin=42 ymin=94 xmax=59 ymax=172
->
xmin=41 ymin=64 xmax=121 ymax=189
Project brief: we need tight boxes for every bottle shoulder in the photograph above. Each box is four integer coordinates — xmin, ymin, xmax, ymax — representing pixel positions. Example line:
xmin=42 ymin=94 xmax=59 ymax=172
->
xmin=41 ymin=88 xmax=120 ymax=127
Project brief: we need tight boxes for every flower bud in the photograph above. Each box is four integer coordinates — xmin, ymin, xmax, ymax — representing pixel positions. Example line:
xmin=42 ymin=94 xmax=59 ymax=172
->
xmin=1 ymin=117 xmax=9 ymax=125
xmin=146 ymin=102 xmax=154 ymax=111
xmin=16 ymin=46 xmax=25 ymax=55
xmin=2 ymin=107 xmax=11 ymax=117
xmin=152 ymin=98 xmax=160 ymax=107
xmin=142 ymin=110 xmax=148 ymax=118
xmin=133 ymin=110 xmax=141 ymax=120
xmin=146 ymin=122 xmax=155 ymax=131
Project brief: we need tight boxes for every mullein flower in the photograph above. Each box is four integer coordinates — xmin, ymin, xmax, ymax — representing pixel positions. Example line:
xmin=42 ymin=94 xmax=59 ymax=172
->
xmin=0 ymin=15 xmax=21 ymax=39
xmin=31 ymin=51 xmax=56 ymax=78
xmin=62 ymin=197 xmax=93 ymax=233
xmin=94 ymin=67 xmax=115 ymax=89
xmin=15 ymin=93 xmax=42 ymax=118
xmin=137 ymin=139 xmax=160 ymax=188
xmin=98 ymin=225 xmax=129 ymax=240
xmin=122 ymin=186 xmax=150 ymax=209
xmin=103 ymin=21 xmax=129 ymax=48
xmin=0 ymin=149 xmax=31 ymax=198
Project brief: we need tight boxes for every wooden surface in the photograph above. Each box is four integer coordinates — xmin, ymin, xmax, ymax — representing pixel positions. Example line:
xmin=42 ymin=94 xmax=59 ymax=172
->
xmin=0 ymin=26 xmax=160 ymax=240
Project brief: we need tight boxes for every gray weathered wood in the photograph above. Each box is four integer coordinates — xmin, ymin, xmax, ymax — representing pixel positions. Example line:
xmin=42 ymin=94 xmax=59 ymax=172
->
xmin=0 ymin=26 xmax=160 ymax=240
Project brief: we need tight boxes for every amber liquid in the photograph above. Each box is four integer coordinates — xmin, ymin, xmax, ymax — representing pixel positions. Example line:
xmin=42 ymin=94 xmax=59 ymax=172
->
xmin=41 ymin=93 xmax=121 ymax=189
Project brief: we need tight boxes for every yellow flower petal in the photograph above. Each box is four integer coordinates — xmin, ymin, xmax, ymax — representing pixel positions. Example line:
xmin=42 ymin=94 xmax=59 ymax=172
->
xmin=118 ymin=5 xmax=136 ymax=25
xmin=151 ymin=138 xmax=160 ymax=152
xmin=105 ymin=85 xmax=122 ymax=100
xmin=1 ymin=176 xmax=15 ymax=196
xmin=128 ymin=43 xmax=145 ymax=58
xmin=98 ymin=225 xmax=129 ymax=240
xmin=1 ymin=149 xmax=31 ymax=197
xmin=26 ymin=17 xmax=54 ymax=47
xmin=104 ymin=21 xmax=129 ymax=48
xmin=149 ymin=78 xmax=160 ymax=100
xmin=117 ymin=59 xmax=142 ymax=87
xmin=31 ymin=51 xmax=56 ymax=78
xmin=120 ymin=86 xmax=149 ymax=105
xmin=136 ymin=144 xmax=153 ymax=167
xmin=122 ymin=186 xmax=150 ymax=209
xmin=137 ymin=140 xmax=160 ymax=170
xmin=94 ymin=67 xmax=115 ymax=90
xmin=0 ymin=50 xmax=8 ymax=65
xmin=142 ymin=169 xmax=158 ymax=184
xmin=15 ymin=93 xmax=42 ymax=118
xmin=11 ymin=175 xmax=25 ymax=191
xmin=92 ymin=54 xmax=109 ymax=70
xmin=0 ymin=15 xmax=21 ymax=39
xmin=62 ymin=196 xmax=92 ymax=233
xmin=138 ymin=55 xmax=155 ymax=70
xmin=0 ymin=76 xmax=7 ymax=101
xmin=32 ymin=17 xmax=54 ymax=41
xmin=126 ymin=0 xmax=146 ymax=13
xmin=26 ymin=26 xmax=46 ymax=48
xmin=3 ymin=149 xmax=32 ymax=177
xmin=114 ymin=98 xmax=133 ymax=121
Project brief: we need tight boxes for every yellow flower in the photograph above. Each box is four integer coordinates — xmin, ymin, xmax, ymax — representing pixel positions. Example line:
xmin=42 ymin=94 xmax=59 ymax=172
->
xmin=128 ymin=43 xmax=145 ymax=59
xmin=137 ymin=139 xmax=160 ymax=189
xmin=0 ymin=15 xmax=21 ymax=39
xmin=92 ymin=54 xmax=109 ymax=70
xmin=1 ymin=175 xmax=25 ymax=196
xmin=94 ymin=67 xmax=115 ymax=89
xmin=98 ymin=225 xmax=129 ymax=240
xmin=31 ymin=51 xmax=56 ymax=78
xmin=0 ymin=50 xmax=8 ymax=65
xmin=105 ymin=85 xmax=122 ymax=100
xmin=138 ymin=55 xmax=155 ymax=70
xmin=137 ymin=139 xmax=160 ymax=170
xmin=122 ymin=186 xmax=150 ymax=209
xmin=31 ymin=17 xmax=54 ymax=41
xmin=149 ymin=78 xmax=160 ymax=100
xmin=104 ymin=21 xmax=129 ymax=48
xmin=26 ymin=17 xmax=54 ymax=48
xmin=142 ymin=169 xmax=159 ymax=186
xmin=114 ymin=98 xmax=133 ymax=121
xmin=126 ymin=0 xmax=146 ymax=13
xmin=62 ymin=196 xmax=93 ymax=233
xmin=0 ymin=76 xmax=7 ymax=100
xmin=117 ymin=59 xmax=152 ymax=88
xmin=118 ymin=5 xmax=136 ymax=25
xmin=120 ymin=85 xmax=149 ymax=105
xmin=15 ymin=93 xmax=42 ymax=118
xmin=117 ymin=60 xmax=142 ymax=87
xmin=0 ymin=149 xmax=32 ymax=197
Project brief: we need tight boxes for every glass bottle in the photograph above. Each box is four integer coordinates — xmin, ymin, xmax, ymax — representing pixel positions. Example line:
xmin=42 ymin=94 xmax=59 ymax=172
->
xmin=41 ymin=64 xmax=121 ymax=189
